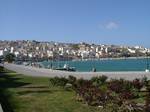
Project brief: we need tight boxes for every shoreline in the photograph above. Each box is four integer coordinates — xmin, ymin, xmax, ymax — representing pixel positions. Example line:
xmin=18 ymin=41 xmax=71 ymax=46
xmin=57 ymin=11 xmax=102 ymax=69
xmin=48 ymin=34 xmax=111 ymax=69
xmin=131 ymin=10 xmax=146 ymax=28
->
xmin=71 ymin=56 xmax=150 ymax=61
xmin=4 ymin=63 xmax=150 ymax=80
xmin=41 ymin=56 xmax=150 ymax=62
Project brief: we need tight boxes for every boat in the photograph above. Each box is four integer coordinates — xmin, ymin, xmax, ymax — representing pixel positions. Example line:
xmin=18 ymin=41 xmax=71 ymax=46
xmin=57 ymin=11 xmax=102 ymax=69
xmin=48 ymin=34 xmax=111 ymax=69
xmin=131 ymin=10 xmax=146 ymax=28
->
xmin=54 ymin=64 xmax=76 ymax=72
xmin=145 ymin=69 xmax=149 ymax=72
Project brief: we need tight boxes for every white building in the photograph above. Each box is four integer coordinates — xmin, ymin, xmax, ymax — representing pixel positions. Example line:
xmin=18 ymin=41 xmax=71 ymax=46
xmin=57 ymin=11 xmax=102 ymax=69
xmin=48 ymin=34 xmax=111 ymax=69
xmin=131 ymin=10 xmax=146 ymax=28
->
xmin=105 ymin=47 xmax=108 ymax=53
xmin=147 ymin=49 xmax=150 ymax=53
xmin=96 ymin=47 xmax=99 ymax=52
xmin=98 ymin=51 xmax=103 ymax=56
xmin=139 ymin=49 xmax=147 ymax=54
xmin=47 ymin=50 xmax=54 ymax=57
xmin=81 ymin=51 xmax=89 ymax=59
xmin=36 ymin=47 xmax=39 ymax=50
xmin=10 ymin=47 xmax=14 ymax=53
xmin=66 ymin=49 xmax=70 ymax=55
xmin=14 ymin=51 xmax=20 ymax=57
xmin=28 ymin=53 xmax=33 ymax=58
xmin=0 ymin=49 xmax=4 ymax=56
xmin=128 ymin=48 xmax=136 ymax=53
xmin=95 ymin=53 xmax=100 ymax=58
xmin=140 ymin=50 xmax=146 ymax=54
xmin=134 ymin=46 xmax=142 ymax=49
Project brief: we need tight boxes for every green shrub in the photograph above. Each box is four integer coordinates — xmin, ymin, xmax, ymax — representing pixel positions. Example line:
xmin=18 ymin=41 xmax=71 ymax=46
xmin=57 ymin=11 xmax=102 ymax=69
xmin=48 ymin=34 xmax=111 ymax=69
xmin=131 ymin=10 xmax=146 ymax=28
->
xmin=104 ymin=103 xmax=120 ymax=112
xmin=104 ymin=101 xmax=144 ymax=112
xmin=64 ymin=83 xmax=72 ymax=91
xmin=0 ymin=66 xmax=4 ymax=72
xmin=74 ymin=79 xmax=110 ymax=106
xmin=49 ymin=77 xmax=68 ymax=87
xmin=58 ymin=77 xmax=68 ymax=87
xmin=91 ymin=75 xmax=108 ymax=86
xmin=68 ymin=75 xmax=76 ymax=85
xmin=119 ymin=91 xmax=135 ymax=100
xmin=145 ymin=86 xmax=150 ymax=112
xmin=49 ymin=77 xmax=57 ymax=87
xmin=4 ymin=53 xmax=15 ymax=63
xmin=108 ymin=79 xmax=133 ymax=93
xmin=48 ymin=76 xmax=145 ymax=110
xmin=75 ymin=78 xmax=88 ymax=87
xmin=132 ymin=78 xmax=144 ymax=91
xmin=141 ymin=76 xmax=148 ymax=87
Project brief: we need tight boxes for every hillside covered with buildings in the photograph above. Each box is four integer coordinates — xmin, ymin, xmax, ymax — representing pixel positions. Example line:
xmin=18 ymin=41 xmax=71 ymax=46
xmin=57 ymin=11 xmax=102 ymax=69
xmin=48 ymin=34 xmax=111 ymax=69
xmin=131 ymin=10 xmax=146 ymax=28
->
xmin=0 ymin=40 xmax=150 ymax=61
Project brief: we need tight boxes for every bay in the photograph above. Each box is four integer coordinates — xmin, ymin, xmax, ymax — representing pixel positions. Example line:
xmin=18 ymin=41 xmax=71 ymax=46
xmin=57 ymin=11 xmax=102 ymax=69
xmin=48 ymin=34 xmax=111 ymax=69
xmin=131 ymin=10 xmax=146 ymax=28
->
xmin=41 ymin=58 xmax=150 ymax=72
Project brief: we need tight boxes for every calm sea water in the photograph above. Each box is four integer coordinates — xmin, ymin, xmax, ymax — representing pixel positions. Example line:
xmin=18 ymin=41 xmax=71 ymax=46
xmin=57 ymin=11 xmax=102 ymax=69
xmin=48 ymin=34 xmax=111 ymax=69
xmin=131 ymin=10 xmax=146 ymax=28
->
xmin=41 ymin=58 xmax=150 ymax=72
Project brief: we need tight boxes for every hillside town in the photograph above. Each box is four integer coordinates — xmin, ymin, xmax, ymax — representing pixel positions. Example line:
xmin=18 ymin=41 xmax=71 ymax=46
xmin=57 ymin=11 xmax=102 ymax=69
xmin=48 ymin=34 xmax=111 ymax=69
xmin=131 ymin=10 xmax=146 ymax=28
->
xmin=0 ymin=40 xmax=150 ymax=61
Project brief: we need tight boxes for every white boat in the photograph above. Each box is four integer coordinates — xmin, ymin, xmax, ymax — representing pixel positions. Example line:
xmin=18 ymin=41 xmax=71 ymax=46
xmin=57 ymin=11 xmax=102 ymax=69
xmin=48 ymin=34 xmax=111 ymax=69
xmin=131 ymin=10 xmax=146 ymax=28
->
xmin=145 ymin=69 xmax=149 ymax=72
xmin=54 ymin=64 xmax=76 ymax=71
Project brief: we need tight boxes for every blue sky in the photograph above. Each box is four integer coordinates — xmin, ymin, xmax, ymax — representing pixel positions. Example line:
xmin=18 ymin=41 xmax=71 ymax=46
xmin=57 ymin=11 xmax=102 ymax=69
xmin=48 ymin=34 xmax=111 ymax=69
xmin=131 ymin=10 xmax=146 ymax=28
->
xmin=0 ymin=0 xmax=150 ymax=47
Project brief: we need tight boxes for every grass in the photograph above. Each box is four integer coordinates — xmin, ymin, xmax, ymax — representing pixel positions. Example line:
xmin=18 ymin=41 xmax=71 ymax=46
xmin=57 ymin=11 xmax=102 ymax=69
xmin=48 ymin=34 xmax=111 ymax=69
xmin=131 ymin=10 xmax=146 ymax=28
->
xmin=0 ymin=69 xmax=148 ymax=112
xmin=0 ymin=70 xmax=100 ymax=112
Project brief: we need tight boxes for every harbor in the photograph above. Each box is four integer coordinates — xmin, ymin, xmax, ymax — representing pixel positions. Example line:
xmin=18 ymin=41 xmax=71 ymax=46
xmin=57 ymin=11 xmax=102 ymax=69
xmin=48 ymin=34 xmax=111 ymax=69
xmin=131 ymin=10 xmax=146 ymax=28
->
xmin=40 ymin=58 xmax=150 ymax=72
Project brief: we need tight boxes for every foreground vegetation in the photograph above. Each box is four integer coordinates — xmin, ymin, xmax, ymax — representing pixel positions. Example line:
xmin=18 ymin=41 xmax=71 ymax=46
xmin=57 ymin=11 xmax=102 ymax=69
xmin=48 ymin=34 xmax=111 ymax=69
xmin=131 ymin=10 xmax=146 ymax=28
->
xmin=0 ymin=67 xmax=150 ymax=112
xmin=49 ymin=75 xmax=150 ymax=112
xmin=0 ymin=69 xmax=100 ymax=112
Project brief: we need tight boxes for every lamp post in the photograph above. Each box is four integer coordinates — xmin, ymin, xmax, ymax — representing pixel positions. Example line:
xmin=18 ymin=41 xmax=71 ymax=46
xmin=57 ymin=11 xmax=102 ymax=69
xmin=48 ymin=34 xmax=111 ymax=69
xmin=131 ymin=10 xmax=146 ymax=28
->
xmin=145 ymin=51 xmax=149 ymax=72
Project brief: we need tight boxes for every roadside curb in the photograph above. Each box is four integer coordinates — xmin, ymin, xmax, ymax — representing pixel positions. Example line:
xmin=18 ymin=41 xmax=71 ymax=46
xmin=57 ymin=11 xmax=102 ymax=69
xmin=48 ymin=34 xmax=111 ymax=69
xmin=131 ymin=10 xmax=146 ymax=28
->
xmin=0 ymin=104 xmax=3 ymax=112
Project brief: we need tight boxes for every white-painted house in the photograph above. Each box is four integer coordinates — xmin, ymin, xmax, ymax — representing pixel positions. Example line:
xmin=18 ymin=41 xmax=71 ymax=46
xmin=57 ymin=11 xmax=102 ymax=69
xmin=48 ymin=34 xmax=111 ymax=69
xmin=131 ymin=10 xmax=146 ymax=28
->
xmin=14 ymin=51 xmax=20 ymax=57
xmin=47 ymin=50 xmax=54 ymax=57
xmin=36 ymin=47 xmax=39 ymax=50
xmin=96 ymin=47 xmax=99 ymax=53
xmin=10 ymin=47 xmax=14 ymax=53
xmin=128 ymin=48 xmax=136 ymax=53
xmin=81 ymin=51 xmax=89 ymax=59
xmin=0 ymin=49 xmax=4 ymax=56
xmin=28 ymin=53 xmax=33 ymax=58
xmin=105 ymin=47 xmax=108 ymax=53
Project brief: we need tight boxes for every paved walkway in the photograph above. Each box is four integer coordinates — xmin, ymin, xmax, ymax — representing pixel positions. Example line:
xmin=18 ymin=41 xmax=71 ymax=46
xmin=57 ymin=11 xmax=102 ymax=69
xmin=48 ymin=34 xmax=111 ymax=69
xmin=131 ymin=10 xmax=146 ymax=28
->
xmin=4 ymin=63 xmax=150 ymax=80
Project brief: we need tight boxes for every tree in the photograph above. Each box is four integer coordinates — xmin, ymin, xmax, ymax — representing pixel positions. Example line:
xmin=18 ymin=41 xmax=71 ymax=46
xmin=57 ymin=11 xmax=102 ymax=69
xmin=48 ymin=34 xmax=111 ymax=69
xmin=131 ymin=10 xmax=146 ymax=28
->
xmin=71 ymin=44 xmax=79 ymax=50
xmin=4 ymin=53 xmax=15 ymax=63
xmin=120 ymin=48 xmax=130 ymax=57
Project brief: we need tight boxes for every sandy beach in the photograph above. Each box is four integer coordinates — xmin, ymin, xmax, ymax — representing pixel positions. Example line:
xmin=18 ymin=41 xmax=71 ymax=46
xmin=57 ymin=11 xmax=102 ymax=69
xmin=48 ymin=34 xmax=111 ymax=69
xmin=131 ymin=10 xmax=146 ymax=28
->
xmin=3 ymin=63 xmax=150 ymax=80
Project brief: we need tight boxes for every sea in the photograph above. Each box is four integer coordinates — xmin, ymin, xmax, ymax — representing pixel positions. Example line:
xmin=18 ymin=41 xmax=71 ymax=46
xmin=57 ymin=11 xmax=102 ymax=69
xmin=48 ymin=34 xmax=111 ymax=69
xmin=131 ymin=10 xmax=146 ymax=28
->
xmin=40 ymin=58 xmax=150 ymax=72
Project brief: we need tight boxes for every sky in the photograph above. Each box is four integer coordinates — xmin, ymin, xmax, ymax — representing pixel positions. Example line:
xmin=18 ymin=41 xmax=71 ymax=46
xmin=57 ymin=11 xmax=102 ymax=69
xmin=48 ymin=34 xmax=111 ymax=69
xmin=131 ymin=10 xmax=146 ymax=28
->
xmin=0 ymin=0 xmax=150 ymax=47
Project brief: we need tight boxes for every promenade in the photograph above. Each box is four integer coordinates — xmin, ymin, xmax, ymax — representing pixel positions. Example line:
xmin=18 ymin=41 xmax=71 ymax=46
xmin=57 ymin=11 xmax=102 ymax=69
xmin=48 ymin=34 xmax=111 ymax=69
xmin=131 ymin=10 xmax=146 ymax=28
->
xmin=4 ymin=63 xmax=150 ymax=80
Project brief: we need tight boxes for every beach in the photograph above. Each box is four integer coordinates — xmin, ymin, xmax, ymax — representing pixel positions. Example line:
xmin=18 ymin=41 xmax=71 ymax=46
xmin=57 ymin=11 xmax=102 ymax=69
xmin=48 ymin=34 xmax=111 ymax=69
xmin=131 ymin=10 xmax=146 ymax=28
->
xmin=3 ymin=63 xmax=150 ymax=80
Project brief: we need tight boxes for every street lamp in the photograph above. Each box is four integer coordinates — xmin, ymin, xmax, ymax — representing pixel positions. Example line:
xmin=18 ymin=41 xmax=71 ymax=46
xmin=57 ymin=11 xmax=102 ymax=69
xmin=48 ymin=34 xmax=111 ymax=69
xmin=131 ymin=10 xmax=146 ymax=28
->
xmin=145 ymin=51 xmax=149 ymax=72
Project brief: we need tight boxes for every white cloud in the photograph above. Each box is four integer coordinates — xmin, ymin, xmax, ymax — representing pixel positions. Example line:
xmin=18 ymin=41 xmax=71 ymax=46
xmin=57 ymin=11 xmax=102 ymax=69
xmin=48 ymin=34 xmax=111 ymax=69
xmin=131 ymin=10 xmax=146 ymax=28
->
xmin=102 ymin=21 xmax=119 ymax=30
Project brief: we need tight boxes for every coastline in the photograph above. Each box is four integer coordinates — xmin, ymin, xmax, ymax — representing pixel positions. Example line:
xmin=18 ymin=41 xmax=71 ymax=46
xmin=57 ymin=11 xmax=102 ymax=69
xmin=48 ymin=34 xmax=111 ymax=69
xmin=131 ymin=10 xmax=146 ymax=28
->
xmin=4 ymin=63 xmax=150 ymax=81
xmin=72 ymin=56 xmax=150 ymax=61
